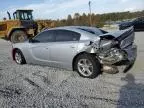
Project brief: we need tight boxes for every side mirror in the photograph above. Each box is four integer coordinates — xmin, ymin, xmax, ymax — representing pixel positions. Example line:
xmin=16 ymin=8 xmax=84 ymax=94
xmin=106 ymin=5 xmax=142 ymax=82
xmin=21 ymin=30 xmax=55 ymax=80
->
xmin=29 ymin=38 xmax=33 ymax=43
xmin=29 ymin=38 xmax=39 ymax=43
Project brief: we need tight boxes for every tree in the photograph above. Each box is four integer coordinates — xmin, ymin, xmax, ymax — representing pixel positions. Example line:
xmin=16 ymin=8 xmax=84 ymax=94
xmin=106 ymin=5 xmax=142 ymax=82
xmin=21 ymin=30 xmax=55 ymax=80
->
xmin=51 ymin=10 xmax=144 ymax=28
xmin=74 ymin=13 xmax=80 ymax=25
xmin=67 ymin=15 xmax=73 ymax=26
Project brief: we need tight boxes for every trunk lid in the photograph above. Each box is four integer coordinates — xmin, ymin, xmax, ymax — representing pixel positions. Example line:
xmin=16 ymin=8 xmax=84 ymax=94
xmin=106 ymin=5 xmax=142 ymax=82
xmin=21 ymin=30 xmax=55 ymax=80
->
xmin=100 ymin=27 xmax=135 ymax=49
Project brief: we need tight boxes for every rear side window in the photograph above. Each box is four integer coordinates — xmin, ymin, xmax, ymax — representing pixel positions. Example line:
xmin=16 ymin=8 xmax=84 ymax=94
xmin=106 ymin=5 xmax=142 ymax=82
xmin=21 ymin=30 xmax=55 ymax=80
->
xmin=78 ymin=28 xmax=95 ymax=34
xmin=78 ymin=27 xmax=107 ymax=35
xmin=55 ymin=30 xmax=80 ymax=42
xmin=34 ymin=30 xmax=55 ymax=42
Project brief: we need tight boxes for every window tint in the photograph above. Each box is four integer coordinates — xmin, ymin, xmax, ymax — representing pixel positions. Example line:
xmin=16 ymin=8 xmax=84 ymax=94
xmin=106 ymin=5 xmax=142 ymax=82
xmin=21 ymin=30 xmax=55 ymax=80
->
xmin=34 ymin=30 xmax=55 ymax=42
xmin=134 ymin=17 xmax=144 ymax=23
xmin=139 ymin=17 xmax=144 ymax=22
xmin=78 ymin=28 xmax=95 ymax=34
xmin=78 ymin=27 xmax=107 ymax=35
xmin=55 ymin=30 xmax=80 ymax=42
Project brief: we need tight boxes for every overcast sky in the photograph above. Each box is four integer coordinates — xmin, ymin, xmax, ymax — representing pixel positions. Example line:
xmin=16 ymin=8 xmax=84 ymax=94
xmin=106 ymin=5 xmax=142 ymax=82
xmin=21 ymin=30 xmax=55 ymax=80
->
xmin=0 ymin=0 xmax=144 ymax=20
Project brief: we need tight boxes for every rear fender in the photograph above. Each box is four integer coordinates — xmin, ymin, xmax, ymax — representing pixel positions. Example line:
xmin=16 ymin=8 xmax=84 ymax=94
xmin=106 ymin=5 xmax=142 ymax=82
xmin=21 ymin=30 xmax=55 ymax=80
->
xmin=78 ymin=36 xmax=100 ymax=54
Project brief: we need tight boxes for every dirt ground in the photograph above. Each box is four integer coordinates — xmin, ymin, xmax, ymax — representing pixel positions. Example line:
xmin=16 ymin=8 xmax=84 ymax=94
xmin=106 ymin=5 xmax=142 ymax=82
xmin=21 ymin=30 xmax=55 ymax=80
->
xmin=0 ymin=32 xmax=144 ymax=108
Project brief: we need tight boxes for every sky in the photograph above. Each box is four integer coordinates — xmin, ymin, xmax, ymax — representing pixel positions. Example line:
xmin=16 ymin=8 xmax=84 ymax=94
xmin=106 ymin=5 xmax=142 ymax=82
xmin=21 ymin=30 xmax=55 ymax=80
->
xmin=0 ymin=0 xmax=144 ymax=20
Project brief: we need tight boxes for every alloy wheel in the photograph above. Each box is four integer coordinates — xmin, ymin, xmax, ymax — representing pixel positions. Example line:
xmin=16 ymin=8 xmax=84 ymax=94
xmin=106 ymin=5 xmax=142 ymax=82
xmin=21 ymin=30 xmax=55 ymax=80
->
xmin=77 ymin=59 xmax=93 ymax=77
xmin=15 ymin=52 xmax=22 ymax=64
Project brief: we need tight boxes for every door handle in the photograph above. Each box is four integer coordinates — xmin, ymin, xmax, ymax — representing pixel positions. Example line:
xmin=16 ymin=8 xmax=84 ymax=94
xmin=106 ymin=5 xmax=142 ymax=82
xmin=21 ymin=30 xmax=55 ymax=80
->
xmin=45 ymin=48 xmax=48 ymax=49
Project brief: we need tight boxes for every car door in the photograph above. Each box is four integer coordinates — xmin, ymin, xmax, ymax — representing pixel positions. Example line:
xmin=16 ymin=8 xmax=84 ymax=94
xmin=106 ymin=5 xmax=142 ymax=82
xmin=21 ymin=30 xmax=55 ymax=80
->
xmin=48 ymin=29 xmax=81 ymax=69
xmin=29 ymin=30 xmax=55 ymax=65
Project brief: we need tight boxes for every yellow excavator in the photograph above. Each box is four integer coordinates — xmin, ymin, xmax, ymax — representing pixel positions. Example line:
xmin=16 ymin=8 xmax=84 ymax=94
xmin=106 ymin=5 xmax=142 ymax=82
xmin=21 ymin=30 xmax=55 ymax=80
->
xmin=0 ymin=9 xmax=55 ymax=43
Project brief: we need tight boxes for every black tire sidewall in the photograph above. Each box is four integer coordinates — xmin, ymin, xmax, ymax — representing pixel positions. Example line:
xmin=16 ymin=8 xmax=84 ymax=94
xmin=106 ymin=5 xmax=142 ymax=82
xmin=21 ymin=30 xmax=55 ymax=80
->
xmin=74 ymin=54 xmax=101 ymax=79
xmin=15 ymin=50 xmax=26 ymax=64
xmin=11 ymin=30 xmax=27 ymax=43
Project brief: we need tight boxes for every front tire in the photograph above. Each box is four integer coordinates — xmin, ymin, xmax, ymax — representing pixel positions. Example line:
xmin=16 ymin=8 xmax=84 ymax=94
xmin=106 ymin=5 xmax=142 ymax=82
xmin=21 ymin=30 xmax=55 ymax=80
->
xmin=74 ymin=54 xmax=101 ymax=79
xmin=10 ymin=30 xmax=27 ymax=43
xmin=14 ymin=50 xmax=26 ymax=64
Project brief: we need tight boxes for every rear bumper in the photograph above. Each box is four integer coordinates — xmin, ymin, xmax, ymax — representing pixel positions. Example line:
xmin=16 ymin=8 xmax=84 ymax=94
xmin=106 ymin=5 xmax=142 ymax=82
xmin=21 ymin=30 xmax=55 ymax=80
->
xmin=99 ymin=44 xmax=137 ymax=65
xmin=99 ymin=44 xmax=137 ymax=73
xmin=123 ymin=44 xmax=137 ymax=63
xmin=118 ymin=44 xmax=137 ymax=73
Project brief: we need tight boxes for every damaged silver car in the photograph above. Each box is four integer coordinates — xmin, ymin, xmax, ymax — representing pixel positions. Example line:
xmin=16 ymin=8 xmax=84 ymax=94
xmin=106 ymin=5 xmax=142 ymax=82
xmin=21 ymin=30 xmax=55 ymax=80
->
xmin=12 ymin=26 xmax=137 ymax=78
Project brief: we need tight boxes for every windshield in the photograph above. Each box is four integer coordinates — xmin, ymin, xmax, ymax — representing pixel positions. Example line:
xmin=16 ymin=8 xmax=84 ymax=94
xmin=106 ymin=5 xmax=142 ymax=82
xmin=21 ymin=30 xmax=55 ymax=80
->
xmin=19 ymin=11 xmax=33 ymax=20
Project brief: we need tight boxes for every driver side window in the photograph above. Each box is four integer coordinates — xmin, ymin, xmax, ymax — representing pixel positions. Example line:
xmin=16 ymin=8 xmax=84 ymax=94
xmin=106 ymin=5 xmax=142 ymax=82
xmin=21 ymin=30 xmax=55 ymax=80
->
xmin=34 ymin=30 xmax=55 ymax=43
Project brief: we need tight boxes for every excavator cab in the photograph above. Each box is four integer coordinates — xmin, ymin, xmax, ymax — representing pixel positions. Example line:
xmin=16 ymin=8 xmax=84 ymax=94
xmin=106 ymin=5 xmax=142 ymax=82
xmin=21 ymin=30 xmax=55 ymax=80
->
xmin=0 ymin=9 xmax=53 ymax=43
xmin=13 ymin=10 xmax=33 ymax=20
xmin=2 ymin=9 xmax=37 ymax=43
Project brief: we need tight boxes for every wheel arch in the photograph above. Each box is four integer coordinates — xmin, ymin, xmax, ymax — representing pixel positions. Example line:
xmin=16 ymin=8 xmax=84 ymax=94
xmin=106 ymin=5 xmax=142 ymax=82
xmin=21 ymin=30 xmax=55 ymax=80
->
xmin=12 ymin=48 xmax=27 ymax=64
xmin=72 ymin=51 xmax=96 ymax=71
xmin=12 ymin=48 xmax=20 ymax=60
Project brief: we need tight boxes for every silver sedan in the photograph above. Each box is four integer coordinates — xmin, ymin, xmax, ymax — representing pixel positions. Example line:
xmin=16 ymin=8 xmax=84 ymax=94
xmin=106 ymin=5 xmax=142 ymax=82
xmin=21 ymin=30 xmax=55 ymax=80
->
xmin=12 ymin=26 xmax=137 ymax=78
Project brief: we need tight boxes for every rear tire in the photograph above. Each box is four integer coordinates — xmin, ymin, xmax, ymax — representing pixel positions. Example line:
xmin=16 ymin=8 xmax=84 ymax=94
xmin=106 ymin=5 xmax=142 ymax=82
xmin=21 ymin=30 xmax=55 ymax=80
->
xmin=14 ymin=50 xmax=26 ymax=64
xmin=74 ymin=54 xmax=101 ymax=79
xmin=10 ymin=30 xmax=27 ymax=43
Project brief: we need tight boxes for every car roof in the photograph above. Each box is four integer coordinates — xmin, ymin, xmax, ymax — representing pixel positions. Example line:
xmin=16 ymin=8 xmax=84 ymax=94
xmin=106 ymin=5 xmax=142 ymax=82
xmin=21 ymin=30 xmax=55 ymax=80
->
xmin=47 ymin=26 xmax=100 ymax=31
xmin=44 ymin=26 xmax=104 ymax=36
xmin=43 ymin=26 xmax=101 ymax=40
